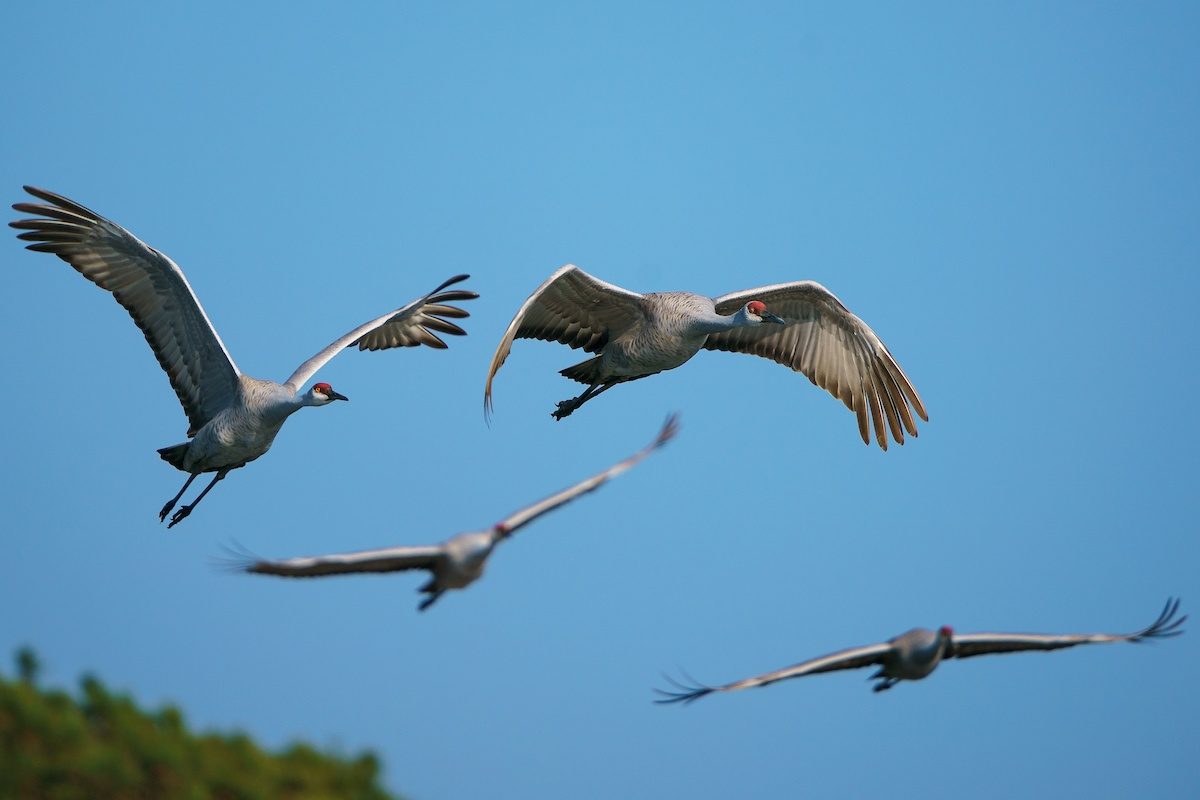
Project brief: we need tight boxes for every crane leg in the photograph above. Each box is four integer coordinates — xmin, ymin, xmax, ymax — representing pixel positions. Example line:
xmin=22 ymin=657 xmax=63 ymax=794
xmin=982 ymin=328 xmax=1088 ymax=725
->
xmin=167 ymin=469 xmax=229 ymax=529
xmin=552 ymin=382 xmax=615 ymax=420
xmin=418 ymin=590 xmax=444 ymax=612
xmin=872 ymin=678 xmax=898 ymax=693
xmin=159 ymin=473 xmax=200 ymax=522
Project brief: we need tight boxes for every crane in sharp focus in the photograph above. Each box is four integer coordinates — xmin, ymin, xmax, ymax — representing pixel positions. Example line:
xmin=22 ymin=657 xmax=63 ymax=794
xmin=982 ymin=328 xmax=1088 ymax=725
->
xmin=11 ymin=185 xmax=477 ymax=527
xmin=227 ymin=414 xmax=679 ymax=611
xmin=484 ymin=264 xmax=927 ymax=450
xmin=655 ymin=598 xmax=1186 ymax=702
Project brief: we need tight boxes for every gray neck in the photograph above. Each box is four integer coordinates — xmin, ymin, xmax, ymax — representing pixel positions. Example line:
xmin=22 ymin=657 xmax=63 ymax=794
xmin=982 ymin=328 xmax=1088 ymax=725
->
xmin=243 ymin=379 xmax=308 ymax=420
xmin=688 ymin=306 xmax=751 ymax=336
xmin=268 ymin=394 xmax=307 ymax=423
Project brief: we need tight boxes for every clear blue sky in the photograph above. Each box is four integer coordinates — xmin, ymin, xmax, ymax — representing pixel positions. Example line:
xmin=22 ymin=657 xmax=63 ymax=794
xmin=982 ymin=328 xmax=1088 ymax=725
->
xmin=2 ymin=2 xmax=1197 ymax=798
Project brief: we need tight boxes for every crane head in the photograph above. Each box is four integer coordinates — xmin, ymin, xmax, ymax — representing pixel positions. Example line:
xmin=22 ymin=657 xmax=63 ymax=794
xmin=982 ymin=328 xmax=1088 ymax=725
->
xmin=938 ymin=625 xmax=954 ymax=639
xmin=745 ymin=300 xmax=786 ymax=325
xmin=310 ymin=382 xmax=349 ymax=404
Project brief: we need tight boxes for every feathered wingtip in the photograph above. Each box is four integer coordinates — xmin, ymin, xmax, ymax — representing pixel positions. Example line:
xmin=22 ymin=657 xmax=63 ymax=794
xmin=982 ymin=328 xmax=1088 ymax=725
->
xmin=483 ymin=389 xmax=496 ymax=426
xmin=654 ymin=413 xmax=681 ymax=448
xmin=422 ymin=272 xmax=479 ymax=322
xmin=354 ymin=273 xmax=479 ymax=352
xmin=653 ymin=669 xmax=714 ymax=706
xmin=1131 ymin=597 xmax=1186 ymax=642
xmin=426 ymin=273 xmax=473 ymax=297
xmin=11 ymin=185 xmax=100 ymax=225
xmin=210 ymin=540 xmax=267 ymax=575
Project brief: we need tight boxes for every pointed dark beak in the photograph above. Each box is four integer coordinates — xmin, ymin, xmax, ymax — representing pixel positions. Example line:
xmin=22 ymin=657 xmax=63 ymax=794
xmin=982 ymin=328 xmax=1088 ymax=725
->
xmin=330 ymin=390 xmax=349 ymax=402
xmin=762 ymin=311 xmax=786 ymax=325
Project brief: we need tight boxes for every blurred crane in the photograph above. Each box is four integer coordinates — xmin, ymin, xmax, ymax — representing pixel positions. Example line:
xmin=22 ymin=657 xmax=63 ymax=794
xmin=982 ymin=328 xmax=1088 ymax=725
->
xmin=230 ymin=414 xmax=679 ymax=610
xmin=657 ymin=598 xmax=1186 ymax=702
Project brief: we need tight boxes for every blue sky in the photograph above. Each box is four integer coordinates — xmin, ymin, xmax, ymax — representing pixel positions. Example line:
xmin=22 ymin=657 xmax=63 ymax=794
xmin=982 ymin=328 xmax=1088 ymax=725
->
xmin=2 ymin=2 xmax=1197 ymax=798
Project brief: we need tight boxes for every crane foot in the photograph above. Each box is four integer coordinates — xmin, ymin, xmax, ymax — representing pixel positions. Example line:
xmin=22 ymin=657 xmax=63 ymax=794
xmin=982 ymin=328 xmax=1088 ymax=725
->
xmin=167 ymin=505 xmax=194 ymax=529
xmin=552 ymin=400 xmax=578 ymax=420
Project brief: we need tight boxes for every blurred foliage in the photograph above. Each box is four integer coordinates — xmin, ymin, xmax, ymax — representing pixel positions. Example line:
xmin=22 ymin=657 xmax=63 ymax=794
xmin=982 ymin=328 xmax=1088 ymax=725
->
xmin=0 ymin=649 xmax=401 ymax=800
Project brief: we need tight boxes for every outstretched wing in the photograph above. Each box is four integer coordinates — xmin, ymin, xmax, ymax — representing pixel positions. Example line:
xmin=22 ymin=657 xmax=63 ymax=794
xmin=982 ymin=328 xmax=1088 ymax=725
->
xmin=11 ymin=186 xmax=241 ymax=435
xmin=494 ymin=414 xmax=679 ymax=538
xmin=949 ymin=598 xmax=1186 ymax=660
xmin=230 ymin=542 xmax=444 ymax=578
xmin=705 ymin=281 xmax=927 ymax=451
xmin=484 ymin=264 xmax=646 ymax=417
xmin=284 ymin=274 xmax=477 ymax=391
xmin=655 ymin=641 xmax=893 ymax=705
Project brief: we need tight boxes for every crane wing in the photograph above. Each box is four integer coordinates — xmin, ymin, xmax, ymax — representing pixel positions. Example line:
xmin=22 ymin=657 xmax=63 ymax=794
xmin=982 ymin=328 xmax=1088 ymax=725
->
xmin=233 ymin=542 xmax=444 ymax=578
xmin=949 ymin=598 xmax=1186 ymax=660
xmin=11 ymin=186 xmax=241 ymax=436
xmin=494 ymin=414 xmax=678 ymax=538
xmin=705 ymin=281 xmax=927 ymax=451
xmin=283 ymin=274 xmax=477 ymax=391
xmin=484 ymin=264 xmax=646 ymax=417
xmin=655 ymin=641 xmax=893 ymax=704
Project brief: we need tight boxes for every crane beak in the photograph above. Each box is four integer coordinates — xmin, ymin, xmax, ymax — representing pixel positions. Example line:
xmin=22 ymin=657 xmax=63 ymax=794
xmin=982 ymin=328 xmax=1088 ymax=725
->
xmin=329 ymin=390 xmax=349 ymax=402
xmin=761 ymin=311 xmax=786 ymax=325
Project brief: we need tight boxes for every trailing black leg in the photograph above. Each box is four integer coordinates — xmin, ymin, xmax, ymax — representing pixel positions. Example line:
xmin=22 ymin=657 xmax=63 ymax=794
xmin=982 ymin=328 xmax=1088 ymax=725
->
xmin=159 ymin=472 xmax=199 ymax=522
xmin=168 ymin=469 xmax=229 ymax=529
xmin=418 ymin=590 xmax=444 ymax=612
xmin=552 ymin=382 xmax=616 ymax=420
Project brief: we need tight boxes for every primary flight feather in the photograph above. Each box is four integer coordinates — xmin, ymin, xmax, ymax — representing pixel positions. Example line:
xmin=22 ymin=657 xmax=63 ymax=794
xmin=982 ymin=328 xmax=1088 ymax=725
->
xmin=485 ymin=264 xmax=926 ymax=449
xmin=11 ymin=185 xmax=477 ymax=526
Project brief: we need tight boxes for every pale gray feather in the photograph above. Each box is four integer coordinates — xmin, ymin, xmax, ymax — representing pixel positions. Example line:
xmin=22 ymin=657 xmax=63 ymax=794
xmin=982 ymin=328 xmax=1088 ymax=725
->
xmin=705 ymin=281 xmax=927 ymax=450
xmin=284 ymin=274 xmax=476 ymax=391
xmin=485 ymin=264 xmax=647 ymax=416
xmin=12 ymin=185 xmax=241 ymax=436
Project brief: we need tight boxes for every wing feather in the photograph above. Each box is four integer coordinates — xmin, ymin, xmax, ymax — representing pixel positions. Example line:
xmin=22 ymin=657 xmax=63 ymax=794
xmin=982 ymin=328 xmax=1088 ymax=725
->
xmin=483 ymin=264 xmax=646 ymax=417
xmin=950 ymin=598 xmax=1186 ymax=660
xmin=11 ymin=186 xmax=241 ymax=434
xmin=236 ymin=543 xmax=444 ymax=578
xmin=284 ymin=274 xmax=476 ymax=391
xmin=655 ymin=642 xmax=893 ymax=704
xmin=495 ymin=414 xmax=678 ymax=537
xmin=705 ymin=281 xmax=926 ymax=449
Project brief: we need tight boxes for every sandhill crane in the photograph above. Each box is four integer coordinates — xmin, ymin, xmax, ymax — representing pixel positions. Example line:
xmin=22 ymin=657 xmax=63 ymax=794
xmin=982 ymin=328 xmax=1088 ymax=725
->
xmin=11 ymin=186 xmax=477 ymax=527
xmin=656 ymin=598 xmax=1185 ymax=702
xmin=484 ymin=264 xmax=927 ymax=450
xmin=228 ymin=414 xmax=678 ymax=610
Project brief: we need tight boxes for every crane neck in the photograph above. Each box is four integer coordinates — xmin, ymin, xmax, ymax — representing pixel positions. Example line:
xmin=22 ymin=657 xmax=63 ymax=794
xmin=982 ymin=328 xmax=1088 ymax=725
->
xmin=689 ymin=306 xmax=754 ymax=336
xmin=240 ymin=377 xmax=309 ymax=418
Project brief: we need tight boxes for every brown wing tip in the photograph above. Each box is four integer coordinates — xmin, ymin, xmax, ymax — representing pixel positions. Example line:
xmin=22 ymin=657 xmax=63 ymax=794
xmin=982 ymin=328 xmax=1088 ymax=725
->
xmin=653 ymin=670 xmax=715 ymax=705
xmin=655 ymin=413 xmax=681 ymax=447
xmin=211 ymin=540 xmax=267 ymax=575
xmin=429 ymin=273 xmax=471 ymax=295
xmin=17 ymin=186 xmax=97 ymax=219
xmin=1134 ymin=597 xmax=1186 ymax=641
xmin=483 ymin=375 xmax=497 ymax=422
xmin=20 ymin=185 xmax=57 ymax=203
xmin=428 ymin=290 xmax=479 ymax=304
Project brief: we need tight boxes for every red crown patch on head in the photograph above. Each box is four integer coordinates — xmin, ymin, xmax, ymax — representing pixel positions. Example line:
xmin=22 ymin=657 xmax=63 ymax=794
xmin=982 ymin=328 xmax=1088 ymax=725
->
xmin=747 ymin=300 xmax=767 ymax=314
xmin=939 ymin=625 xmax=954 ymax=637
xmin=314 ymin=382 xmax=333 ymax=392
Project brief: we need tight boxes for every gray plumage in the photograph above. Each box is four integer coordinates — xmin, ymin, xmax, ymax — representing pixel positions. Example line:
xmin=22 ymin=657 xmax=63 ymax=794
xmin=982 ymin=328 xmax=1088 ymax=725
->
xmin=229 ymin=414 xmax=680 ymax=611
xmin=484 ymin=264 xmax=927 ymax=449
xmin=11 ymin=185 xmax=477 ymax=527
xmin=656 ymin=598 xmax=1185 ymax=702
